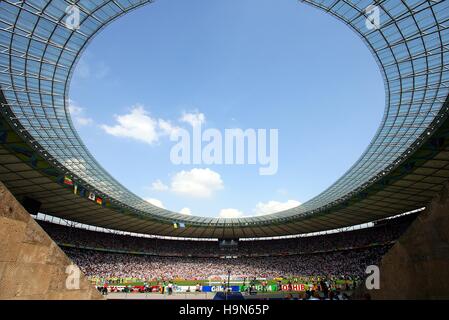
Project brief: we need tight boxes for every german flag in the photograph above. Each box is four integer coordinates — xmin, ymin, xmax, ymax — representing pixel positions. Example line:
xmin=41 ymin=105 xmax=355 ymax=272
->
xmin=96 ymin=197 xmax=103 ymax=205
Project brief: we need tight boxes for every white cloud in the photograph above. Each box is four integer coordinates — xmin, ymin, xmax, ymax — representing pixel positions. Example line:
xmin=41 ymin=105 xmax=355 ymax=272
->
xmin=219 ymin=208 xmax=244 ymax=218
xmin=171 ymin=168 xmax=223 ymax=198
xmin=145 ymin=198 xmax=165 ymax=209
xmin=179 ymin=207 xmax=192 ymax=215
xmin=254 ymin=200 xmax=301 ymax=216
xmin=77 ymin=117 xmax=93 ymax=126
xmin=100 ymin=105 xmax=180 ymax=145
xmin=158 ymin=118 xmax=180 ymax=139
xmin=151 ymin=168 xmax=224 ymax=198
xmin=69 ymin=103 xmax=82 ymax=115
xmin=216 ymin=199 xmax=301 ymax=218
xmin=68 ymin=100 xmax=93 ymax=126
xmin=100 ymin=105 xmax=158 ymax=144
xmin=151 ymin=179 xmax=169 ymax=191
xmin=180 ymin=110 xmax=205 ymax=127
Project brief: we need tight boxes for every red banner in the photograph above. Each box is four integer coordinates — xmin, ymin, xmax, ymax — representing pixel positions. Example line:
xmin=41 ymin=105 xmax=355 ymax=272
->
xmin=281 ymin=284 xmax=305 ymax=291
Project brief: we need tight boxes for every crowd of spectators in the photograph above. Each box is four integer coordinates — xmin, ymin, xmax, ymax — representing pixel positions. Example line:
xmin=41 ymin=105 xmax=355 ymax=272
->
xmin=65 ymin=245 xmax=389 ymax=280
xmin=36 ymin=213 xmax=416 ymax=281
xmin=37 ymin=213 xmax=416 ymax=257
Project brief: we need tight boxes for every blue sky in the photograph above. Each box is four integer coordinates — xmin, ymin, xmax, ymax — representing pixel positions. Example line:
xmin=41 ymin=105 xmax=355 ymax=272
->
xmin=68 ymin=0 xmax=384 ymax=218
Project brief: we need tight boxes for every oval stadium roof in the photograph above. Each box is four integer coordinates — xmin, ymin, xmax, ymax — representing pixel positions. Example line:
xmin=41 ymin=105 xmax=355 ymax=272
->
xmin=0 ymin=0 xmax=448 ymax=237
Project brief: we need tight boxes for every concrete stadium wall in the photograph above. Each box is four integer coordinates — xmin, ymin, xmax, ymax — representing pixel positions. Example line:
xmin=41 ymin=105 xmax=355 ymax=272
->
xmin=371 ymin=181 xmax=449 ymax=299
xmin=0 ymin=181 xmax=102 ymax=300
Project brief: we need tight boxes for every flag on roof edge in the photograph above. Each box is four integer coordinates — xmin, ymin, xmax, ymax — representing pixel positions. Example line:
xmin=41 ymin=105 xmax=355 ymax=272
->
xmin=64 ymin=176 xmax=73 ymax=186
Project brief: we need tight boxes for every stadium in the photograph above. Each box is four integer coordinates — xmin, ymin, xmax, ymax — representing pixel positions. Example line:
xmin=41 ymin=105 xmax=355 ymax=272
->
xmin=0 ymin=0 xmax=449 ymax=302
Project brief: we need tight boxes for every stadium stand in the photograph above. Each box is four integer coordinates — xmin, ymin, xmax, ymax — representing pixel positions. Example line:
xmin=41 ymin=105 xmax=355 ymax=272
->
xmin=37 ymin=213 xmax=417 ymax=257
xmin=36 ymin=213 xmax=416 ymax=280
xmin=64 ymin=246 xmax=389 ymax=280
